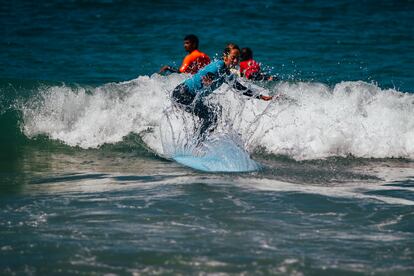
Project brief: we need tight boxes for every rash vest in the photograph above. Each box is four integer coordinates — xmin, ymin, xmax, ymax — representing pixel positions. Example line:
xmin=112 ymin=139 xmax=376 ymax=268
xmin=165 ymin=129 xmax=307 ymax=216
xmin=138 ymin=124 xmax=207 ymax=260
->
xmin=179 ymin=49 xmax=211 ymax=74
xmin=240 ymin=59 xmax=261 ymax=79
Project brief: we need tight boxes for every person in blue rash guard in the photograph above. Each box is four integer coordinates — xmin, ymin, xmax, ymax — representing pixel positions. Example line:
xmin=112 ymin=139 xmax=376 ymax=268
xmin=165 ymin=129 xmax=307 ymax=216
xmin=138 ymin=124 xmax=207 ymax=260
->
xmin=172 ymin=44 xmax=272 ymax=140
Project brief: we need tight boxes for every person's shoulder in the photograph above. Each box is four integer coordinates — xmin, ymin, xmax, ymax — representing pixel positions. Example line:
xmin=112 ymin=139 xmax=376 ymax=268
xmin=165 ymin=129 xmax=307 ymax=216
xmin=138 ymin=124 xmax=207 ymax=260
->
xmin=192 ymin=49 xmax=209 ymax=58
xmin=205 ymin=59 xmax=223 ymax=68
xmin=240 ymin=60 xmax=249 ymax=67
xmin=182 ymin=52 xmax=193 ymax=63
xmin=251 ymin=59 xmax=260 ymax=66
xmin=192 ymin=60 xmax=221 ymax=76
xmin=240 ymin=60 xmax=249 ymax=70
xmin=214 ymin=60 xmax=224 ymax=66
xmin=243 ymin=59 xmax=260 ymax=69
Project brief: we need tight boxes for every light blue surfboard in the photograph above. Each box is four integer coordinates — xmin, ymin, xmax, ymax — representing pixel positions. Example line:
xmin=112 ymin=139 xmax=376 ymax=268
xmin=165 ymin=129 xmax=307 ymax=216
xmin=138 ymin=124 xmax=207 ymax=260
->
xmin=172 ymin=136 xmax=260 ymax=172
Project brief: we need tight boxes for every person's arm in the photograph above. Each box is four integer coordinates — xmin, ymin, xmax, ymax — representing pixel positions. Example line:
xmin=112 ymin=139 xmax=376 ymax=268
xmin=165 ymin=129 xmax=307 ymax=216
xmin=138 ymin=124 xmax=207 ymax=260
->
xmin=249 ymin=71 xmax=278 ymax=81
xmin=232 ymin=80 xmax=273 ymax=101
xmin=159 ymin=65 xmax=179 ymax=74
xmin=159 ymin=53 xmax=193 ymax=74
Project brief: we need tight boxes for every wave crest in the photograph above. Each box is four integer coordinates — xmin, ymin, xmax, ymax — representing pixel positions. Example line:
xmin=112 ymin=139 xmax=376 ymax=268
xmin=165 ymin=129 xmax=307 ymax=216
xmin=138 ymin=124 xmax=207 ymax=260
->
xmin=20 ymin=75 xmax=414 ymax=160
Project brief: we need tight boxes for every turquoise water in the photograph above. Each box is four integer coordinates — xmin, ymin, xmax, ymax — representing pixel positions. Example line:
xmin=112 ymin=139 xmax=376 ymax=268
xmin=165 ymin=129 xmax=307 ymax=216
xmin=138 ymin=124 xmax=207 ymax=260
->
xmin=1 ymin=0 xmax=414 ymax=274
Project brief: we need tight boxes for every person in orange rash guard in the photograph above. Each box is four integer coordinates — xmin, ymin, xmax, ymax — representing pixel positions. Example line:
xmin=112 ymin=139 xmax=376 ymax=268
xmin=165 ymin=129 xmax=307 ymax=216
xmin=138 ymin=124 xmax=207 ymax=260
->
xmin=159 ymin=34 xmax=210 ymax=74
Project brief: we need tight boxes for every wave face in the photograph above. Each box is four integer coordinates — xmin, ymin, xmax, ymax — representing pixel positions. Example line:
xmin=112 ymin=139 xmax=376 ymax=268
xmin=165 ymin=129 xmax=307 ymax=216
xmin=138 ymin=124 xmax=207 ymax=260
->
xmin=19 ymin=74 xmax=414 ymax=160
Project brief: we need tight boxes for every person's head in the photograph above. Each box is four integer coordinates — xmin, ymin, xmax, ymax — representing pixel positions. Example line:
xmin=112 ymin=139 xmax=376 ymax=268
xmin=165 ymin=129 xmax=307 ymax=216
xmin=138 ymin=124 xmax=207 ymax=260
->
xmin=223 ymin=44 xmax=240 ymax=68
xmin=240 ymin=47 xmax=253 ymax=62
xmin=226 ymin=42 xmax=238 ymax=50
xmin=183 ymin=34 xmax=199 ymax=52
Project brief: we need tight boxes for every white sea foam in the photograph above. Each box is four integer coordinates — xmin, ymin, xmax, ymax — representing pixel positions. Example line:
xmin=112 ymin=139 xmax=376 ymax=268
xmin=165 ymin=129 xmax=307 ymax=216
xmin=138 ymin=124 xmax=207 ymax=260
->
xmin=21 ymin=74 xmax=414 ymax=160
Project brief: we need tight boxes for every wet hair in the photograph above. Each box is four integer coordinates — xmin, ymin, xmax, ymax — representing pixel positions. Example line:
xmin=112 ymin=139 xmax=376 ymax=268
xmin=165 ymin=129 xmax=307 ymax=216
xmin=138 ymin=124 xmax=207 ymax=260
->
xmin=226 ymin=42 xmax=238 ymax=50
xmin=223 ymin=43 xmax=240 ymax=57
xmin=240 ymin=47 xmax=253 ymax=61
xmin=184 ymin=34 xmax=199 ymax=49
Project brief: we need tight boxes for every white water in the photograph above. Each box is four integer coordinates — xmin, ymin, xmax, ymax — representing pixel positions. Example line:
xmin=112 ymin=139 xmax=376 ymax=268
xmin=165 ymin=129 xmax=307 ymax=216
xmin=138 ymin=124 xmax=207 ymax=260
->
xmin=21 ymin=74 xmax=414 ymax=160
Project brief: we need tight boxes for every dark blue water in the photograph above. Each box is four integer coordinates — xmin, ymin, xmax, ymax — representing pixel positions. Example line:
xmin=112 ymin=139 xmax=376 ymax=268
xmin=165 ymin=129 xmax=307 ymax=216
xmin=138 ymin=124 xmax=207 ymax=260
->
xmin=2 ymin=1 xmax=413 ymax=89
xmin=1 ymin=0 xmax=414 ymax=274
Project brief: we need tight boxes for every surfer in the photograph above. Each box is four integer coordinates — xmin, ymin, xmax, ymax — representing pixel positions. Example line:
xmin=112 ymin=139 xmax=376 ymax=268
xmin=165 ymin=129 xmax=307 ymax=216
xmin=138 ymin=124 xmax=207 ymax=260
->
xmin=226 ymin=42 xmax=241 ymax=76
xmin=159 ymin=34 xmax=211 ymax=74
xmin=171 ymin=44 xmax=272 ymax=140
xmin=240 ymin=47 xmax=275 ymax=81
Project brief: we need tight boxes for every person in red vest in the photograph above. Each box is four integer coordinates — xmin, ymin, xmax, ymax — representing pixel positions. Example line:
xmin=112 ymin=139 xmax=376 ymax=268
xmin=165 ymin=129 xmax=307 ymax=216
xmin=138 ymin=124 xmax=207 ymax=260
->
xmin=239 ymin=47 xmax=275 ymax=81
xmin=159 ymin=34 xmax=210 ymax=74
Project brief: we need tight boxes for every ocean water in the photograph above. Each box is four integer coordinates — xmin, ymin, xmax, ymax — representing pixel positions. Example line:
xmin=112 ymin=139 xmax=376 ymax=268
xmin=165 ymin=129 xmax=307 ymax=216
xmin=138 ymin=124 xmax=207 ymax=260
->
xmin=1 ymin=0 xmax=414 ymax=274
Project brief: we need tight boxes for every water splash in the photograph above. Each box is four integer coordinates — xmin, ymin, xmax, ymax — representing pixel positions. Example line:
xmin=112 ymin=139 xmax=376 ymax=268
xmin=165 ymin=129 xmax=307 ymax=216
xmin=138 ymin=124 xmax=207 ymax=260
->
xmin=18 ymin=74 xmax=414 ymax=161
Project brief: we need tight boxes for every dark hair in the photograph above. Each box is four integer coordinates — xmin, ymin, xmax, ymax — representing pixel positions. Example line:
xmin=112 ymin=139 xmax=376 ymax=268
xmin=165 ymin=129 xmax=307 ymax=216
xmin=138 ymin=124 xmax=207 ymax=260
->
xmin=223 ymin=43 xmax=240 ymax=57
xmin=184 ymin=34 xmax=199 ymax=49
xmin=240 ymin=47 xmax=253 ymax=61
xmin=226 ymin=42 xmax=238 ymax=50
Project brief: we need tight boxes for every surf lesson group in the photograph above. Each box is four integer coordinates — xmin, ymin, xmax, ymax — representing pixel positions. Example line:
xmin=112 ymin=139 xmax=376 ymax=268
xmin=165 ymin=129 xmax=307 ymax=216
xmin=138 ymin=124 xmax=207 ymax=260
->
xmin=158 ymin=34 xmax=276 ymax=141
